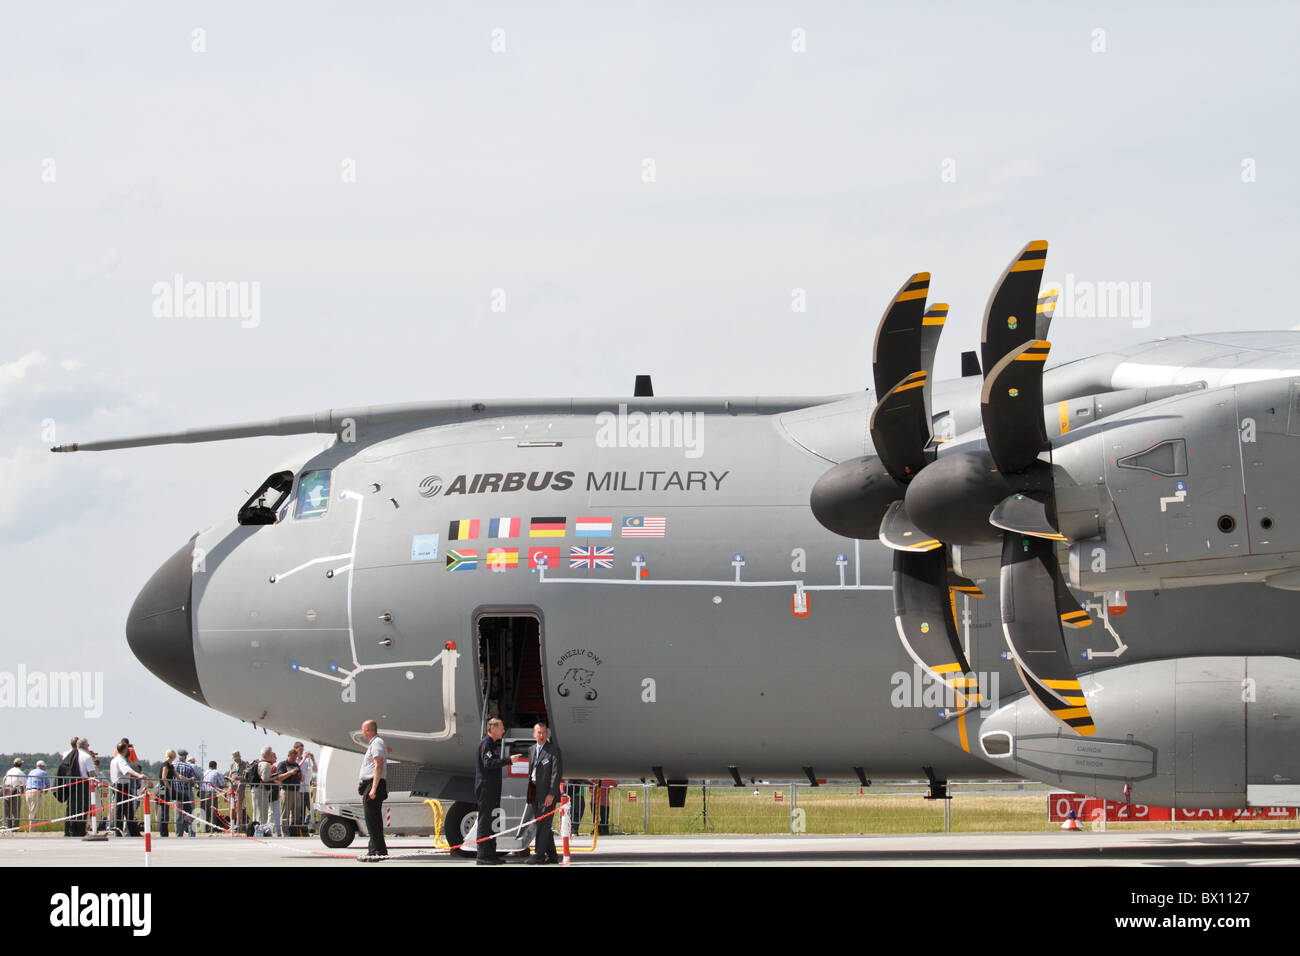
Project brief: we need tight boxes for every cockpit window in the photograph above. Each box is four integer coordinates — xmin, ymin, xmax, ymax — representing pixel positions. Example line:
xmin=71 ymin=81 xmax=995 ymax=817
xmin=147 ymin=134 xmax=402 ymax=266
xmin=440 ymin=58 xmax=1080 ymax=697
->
xmin=237 ymin=471 xmax=293 ymax=526
xmin=295 ymin=469 xmax=331 ymax=519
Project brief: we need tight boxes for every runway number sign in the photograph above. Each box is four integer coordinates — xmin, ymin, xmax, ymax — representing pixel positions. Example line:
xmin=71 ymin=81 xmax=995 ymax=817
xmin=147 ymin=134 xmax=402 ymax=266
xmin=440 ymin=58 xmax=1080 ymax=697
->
xmin=1049 ymin=793 xmax=1297 ymax=822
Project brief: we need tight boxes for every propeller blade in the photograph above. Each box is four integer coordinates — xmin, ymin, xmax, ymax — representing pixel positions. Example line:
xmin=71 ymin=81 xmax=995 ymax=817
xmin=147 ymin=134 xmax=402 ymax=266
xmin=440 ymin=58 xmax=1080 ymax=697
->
xmin=1035 ymin=288 xmax=1060 ymax=341
xmin=872 ymin=273 xmax=931 ymax=398
xmin=999 ymin=532 xmax=1095 ymax=734
xmin=1012 ymin=660 xmax=1097 ymax=736
xmin=879 ymin=500 xmax=943 ymax=552
xmin=1054 ymin=572 xmax=1092 ymax=629
xmin=946 ymin=564 xmax=985 ymax=599
xmin=893 ymin=549 xmax=982 ymax=707
xmin=980 ymin=240 xmax=1048 ymax=374
xmin=919 ymin=302 xmax=948 ymax=425
xmin=869 ymin=371 xmax=930 ymax=480
xmin=980 ymin=339 xmax=1051 ymax=474
xmin=989 ymin=488 xmax=1066 ymax=541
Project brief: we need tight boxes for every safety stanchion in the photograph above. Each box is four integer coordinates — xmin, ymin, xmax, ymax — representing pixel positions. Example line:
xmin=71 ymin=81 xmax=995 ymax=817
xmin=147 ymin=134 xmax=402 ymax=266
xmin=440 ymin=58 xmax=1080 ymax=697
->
xmin=560 ymin=793 xmax=571 ymax=866
xmin=143 ymin=791 xmax=152 ymax=867
xmin=83 ymin=782 xmax=107 ymax=841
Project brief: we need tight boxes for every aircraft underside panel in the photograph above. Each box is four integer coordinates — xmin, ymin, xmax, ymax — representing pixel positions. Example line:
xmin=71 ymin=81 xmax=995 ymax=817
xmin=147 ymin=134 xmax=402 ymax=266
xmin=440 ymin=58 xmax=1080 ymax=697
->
xmin=940 ymin=656 xmax=1300 ymax=809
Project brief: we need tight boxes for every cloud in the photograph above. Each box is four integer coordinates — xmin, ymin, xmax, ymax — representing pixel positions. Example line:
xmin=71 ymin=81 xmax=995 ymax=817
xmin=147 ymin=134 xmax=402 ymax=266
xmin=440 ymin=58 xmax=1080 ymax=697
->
xmin=991 ymin=157 xmax=1043 ymax=185
xmin=0 ymin=354 xmax=153 ymax=542
xmin=0 ymin=352 xmax=49 ymax=410
xmin=72 ymin=243 xmax=121 ymax=281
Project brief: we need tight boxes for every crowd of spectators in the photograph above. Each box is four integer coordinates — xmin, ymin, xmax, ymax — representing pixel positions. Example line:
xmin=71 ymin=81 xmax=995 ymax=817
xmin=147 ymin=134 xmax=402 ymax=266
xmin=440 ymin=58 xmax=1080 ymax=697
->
xmin=0 ymin=737 xmax=318 ymax=838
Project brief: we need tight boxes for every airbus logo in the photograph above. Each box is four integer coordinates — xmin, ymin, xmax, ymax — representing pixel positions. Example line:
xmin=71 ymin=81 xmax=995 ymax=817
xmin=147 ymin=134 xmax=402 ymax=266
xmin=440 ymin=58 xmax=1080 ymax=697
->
xmin=422 ymin=470 xmax=730 ymax=496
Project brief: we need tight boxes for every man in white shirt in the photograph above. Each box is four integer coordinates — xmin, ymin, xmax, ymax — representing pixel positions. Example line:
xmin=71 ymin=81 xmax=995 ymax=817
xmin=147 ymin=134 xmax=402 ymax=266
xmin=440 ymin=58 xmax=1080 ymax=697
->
xmin=201 ymin=761 xmax=227 ymax=833
xmin=76 ymin=739 xmax=97 ymax=833
xmin=357 ymin=719 xmax=388 ymax=861
xmin=109 ymin=741 xmax=148 ymax=836
xmin=249 ymin=746 xmax=273 ymax=835
xmin=3 ymin=759 xmax=25 ymax=830
xmin=296 ymin=741 xmax=317 ymax=835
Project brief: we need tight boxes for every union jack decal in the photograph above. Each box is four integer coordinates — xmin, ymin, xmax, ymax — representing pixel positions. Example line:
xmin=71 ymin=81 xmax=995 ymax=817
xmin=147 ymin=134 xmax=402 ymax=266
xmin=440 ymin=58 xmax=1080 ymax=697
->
xmin=569 ymin=545 xmax=614 ymax=569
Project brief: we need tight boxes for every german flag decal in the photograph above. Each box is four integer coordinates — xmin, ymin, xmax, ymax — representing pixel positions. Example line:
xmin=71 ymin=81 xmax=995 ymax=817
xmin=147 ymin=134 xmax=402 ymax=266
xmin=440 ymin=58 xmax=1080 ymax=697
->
xmin=529 ymin=517 xmax=566 ymax=538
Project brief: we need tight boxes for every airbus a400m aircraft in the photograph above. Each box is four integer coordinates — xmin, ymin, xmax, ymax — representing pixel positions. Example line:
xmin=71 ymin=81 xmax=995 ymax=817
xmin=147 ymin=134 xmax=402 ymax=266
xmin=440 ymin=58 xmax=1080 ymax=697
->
xmin=56 ymin=241 xmax=1300 ymax=825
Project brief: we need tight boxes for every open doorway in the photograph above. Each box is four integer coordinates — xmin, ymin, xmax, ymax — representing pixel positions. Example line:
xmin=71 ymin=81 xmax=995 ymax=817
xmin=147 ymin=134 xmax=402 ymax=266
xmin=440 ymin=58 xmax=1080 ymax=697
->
xmin=475 ymin=611 xmax=549 ymax=732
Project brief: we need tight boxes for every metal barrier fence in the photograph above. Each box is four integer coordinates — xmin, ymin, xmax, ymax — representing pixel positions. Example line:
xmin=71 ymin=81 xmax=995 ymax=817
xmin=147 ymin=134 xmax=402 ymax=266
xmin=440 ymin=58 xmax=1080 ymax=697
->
xmin=572 ymin=780 xmax=1300 ymax=834
xmin=564 ymin=781 xmax=1070 ymax=836
xmin=0 ymin=776 xmax=319 ymax=837
xmin=13 ymin=777 xmax=1300 ymax=840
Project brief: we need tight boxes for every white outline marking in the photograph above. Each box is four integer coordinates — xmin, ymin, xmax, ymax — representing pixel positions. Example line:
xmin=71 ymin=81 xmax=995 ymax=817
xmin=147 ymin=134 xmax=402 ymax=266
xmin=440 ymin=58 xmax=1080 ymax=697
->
xmin=270 ymin=553 xmax=352 ymax=582
xmin=280 ymin=489 xmax=461 ymax=741
xmin=1159 ymin=487 xmax=1187 ymax=512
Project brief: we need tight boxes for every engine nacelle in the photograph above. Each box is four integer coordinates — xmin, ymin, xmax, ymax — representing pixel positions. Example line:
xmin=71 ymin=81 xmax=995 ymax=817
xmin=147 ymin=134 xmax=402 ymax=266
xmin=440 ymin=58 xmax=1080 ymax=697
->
xmin=1056 ymin=378 xmax=1300 ymax=592
xmin=938 ymin=656 xmax=1300 ymax=809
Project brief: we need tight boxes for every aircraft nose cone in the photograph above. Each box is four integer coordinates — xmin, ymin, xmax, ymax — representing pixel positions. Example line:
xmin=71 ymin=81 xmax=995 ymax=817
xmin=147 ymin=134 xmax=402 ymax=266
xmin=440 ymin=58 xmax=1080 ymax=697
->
xmin=126 ymin=536 xmax=206 ymax=705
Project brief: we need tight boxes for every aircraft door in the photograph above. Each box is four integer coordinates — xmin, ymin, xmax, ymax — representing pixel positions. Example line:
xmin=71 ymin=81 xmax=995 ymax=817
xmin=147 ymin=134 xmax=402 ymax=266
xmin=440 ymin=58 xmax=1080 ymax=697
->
xmin=474 ymin=612 xmax=550 ymax=731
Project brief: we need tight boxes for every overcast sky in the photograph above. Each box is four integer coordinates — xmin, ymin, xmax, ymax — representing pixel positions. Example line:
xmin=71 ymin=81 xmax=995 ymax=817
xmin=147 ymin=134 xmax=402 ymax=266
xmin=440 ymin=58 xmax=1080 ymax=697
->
xmin=2 ymin=2 xmax=1297 ymax=764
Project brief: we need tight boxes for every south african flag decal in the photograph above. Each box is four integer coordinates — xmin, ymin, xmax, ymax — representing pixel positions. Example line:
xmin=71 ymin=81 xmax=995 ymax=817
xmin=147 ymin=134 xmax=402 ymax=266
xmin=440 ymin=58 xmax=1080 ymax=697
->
xmin=445 ymin=548 xmax=477 ymax=571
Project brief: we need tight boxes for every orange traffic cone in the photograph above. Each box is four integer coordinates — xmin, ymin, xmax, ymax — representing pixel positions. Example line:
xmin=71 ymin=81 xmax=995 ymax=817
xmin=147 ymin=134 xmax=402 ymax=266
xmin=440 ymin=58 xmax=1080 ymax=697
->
xmin=1061 ymin=809 xmax=1081 ymax=831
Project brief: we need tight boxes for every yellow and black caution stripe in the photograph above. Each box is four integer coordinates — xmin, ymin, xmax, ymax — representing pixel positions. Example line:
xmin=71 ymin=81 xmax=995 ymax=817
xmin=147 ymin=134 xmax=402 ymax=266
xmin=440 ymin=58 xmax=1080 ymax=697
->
xmin=1040 ymin=678 xmax=1088 ymax=707
xmin=895 ymin=272 xmax=931 ymax=302
xmin=932 ymin=663 xmax=984 ymax=706
xmin=922 ymin=303 xmax=948 ymax=326
xmin=1053 ymin=572 xmax=1093 ymax=628
xmin=1014 ymin=340 xmax=1051 ymax=364
xmin=1059 ymin=608 xmax=1092 ymax=628
xmin=1009 ymin=239 xmax=1048 ymax=272
xmin=890 ymin=370 xmax=927 ymax=393
xmin=1015 ymin=662 xmax=1097 ymax=737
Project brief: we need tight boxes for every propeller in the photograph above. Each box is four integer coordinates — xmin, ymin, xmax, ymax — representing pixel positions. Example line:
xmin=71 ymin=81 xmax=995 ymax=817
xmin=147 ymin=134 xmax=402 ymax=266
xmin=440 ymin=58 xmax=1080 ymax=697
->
xmin=811 ymin=241 xmax=1097 ymax=734
xmin=914 ymin=241 xmax=1097 ymax=735
xmin=813 ymin=271 xmax=985 ymax=708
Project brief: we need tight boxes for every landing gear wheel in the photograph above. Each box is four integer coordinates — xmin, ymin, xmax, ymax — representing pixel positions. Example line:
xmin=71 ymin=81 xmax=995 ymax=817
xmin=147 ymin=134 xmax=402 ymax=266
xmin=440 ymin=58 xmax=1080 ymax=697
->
xmin=319 ymin=816 xmax=356 ymax=848
xmin=443 ymin=802 xmax=477 ymax=858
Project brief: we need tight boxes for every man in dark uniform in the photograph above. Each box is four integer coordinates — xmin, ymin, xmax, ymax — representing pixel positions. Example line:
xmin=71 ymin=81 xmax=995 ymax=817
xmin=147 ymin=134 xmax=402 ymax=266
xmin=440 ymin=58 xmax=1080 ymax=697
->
xmin=474 ymin=717 xmax=511 ymax=865
xmin=517 ymin=722 xmax=563 ymax=865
